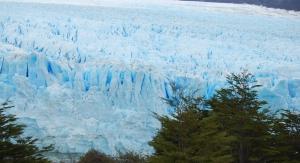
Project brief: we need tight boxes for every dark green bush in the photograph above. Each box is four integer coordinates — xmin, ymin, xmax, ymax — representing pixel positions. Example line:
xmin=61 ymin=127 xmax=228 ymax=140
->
xmin=117 ymin=151 xmax=148 ymax=163
xmin=78 ymin=149 xmax=115 ymax=163
xmin=78 ymin=150 xmax=149 ymax=163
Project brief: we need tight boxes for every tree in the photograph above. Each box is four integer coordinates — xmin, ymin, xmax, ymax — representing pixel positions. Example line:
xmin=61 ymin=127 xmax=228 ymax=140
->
xmin=271 ymin=110 xmax=300 ymax=162
xmin=0 ymin=101 xmax=53 ymax=163
xmin=78 ymin=149 xmax=115 ymax=163
xmin=149 ymin=86 xmax=233 ymax=163
xmin=208 ymin=71 xmax=275 ymax=163
xmin=79 ymin=149 xmax=148 ymax=163
xmin=191 ymin=112 xmax=235 ymax=162
xmin=149 ymin=71 xmax=300 ymax=163
xmin=117 ymin=151 xmax=148 ymax=163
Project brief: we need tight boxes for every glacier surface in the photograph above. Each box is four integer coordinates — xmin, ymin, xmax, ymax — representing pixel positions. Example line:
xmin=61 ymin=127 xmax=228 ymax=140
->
xmin=0 ymin=0 xmax=300 ymax=155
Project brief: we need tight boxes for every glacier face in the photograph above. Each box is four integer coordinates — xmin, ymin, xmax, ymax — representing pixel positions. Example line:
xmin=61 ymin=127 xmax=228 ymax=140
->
xmin=0 ymin=1 xmax=300 ymax=155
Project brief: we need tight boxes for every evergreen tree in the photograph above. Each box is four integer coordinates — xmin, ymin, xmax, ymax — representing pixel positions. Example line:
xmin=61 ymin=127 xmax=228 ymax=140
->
xmin=271 ymin=110 xmax=300 ymax=162
xmin=208 ymin=71 xmax=275 ymax=163
xmin=149 ymin=103 xmax=206 ymax=162
xmin=192 ymin=112 xmax=235 ymax=162
xmin=149 ymin=71 xmax=300 ymax=163
xmin=149 ymin=87 xmax=233 ymax=163
xmin=78 ymin=149 xmax=116 ymax=163
xmin=117 ymin=151 xmax=148 ymax=163
xmin=0 ymin=101 xmax=53 ymax=163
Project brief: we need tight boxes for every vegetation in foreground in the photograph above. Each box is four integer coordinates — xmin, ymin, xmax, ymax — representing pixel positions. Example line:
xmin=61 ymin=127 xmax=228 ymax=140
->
xmin=148 ymin=71 xmax=300 ymax=163
xmin=0 ymin=101 xmax=53 ymax=163
xmin=1 ymin=71 xmax=299 ymax=163
xmin=78 ymin=150 xmax=147 ymax=163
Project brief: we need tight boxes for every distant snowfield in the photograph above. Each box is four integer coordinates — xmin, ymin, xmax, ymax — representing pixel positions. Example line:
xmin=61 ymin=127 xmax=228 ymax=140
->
xmin=0 ymin=0 xmax=299 ymax=157
xmin=1 ymin=0 xmax=300 ymax=17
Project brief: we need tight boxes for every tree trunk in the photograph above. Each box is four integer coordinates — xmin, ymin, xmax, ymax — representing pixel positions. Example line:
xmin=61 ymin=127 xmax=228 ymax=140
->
xmin=239 ymin=142 xmax=245 ymax=163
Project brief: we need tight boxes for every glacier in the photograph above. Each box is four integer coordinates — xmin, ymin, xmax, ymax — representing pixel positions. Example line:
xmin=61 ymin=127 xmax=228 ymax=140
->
xmin=0 ymin=0 xmax=300 ymax=156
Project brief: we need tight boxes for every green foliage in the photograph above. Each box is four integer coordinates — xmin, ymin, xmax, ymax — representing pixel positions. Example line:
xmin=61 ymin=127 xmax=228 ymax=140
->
xmin=79 ymin=149 xmax=148 ymax=163
xmin=270 ymin=110 xmax=300 ymax=162
xmin=149 ymin=107 xmax=206 ymax=162
xmin=208 ymin=71 xmax=276 ymax=162
xmin=117 ymin=151 xmax=148 ymax=163
xmin=0 ymin=101 xmax=53 ymax=163
xmin=149 ymin=86 xmax=234 ymax=163
xmin=150 ymin=71 xmax=300 ymax=163
xmin=78 ymin=149 xmax=115 ymax=163
xmin=192 ymin=113 xmax=235 ymax=162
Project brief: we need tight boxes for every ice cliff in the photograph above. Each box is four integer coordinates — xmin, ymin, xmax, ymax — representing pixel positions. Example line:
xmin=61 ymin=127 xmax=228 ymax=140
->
xmin=0 ymin=0 xmax=299 ymax=155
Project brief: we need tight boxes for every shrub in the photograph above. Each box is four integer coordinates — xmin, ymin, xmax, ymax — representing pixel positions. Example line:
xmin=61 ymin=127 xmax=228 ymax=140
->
xmin=78 ymin=149 xmax=115 ymax=163
xmin=117 ymin=151 xmax=148 ymax=163
xmin=79 ymin=150 xmax=149 ymax=163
